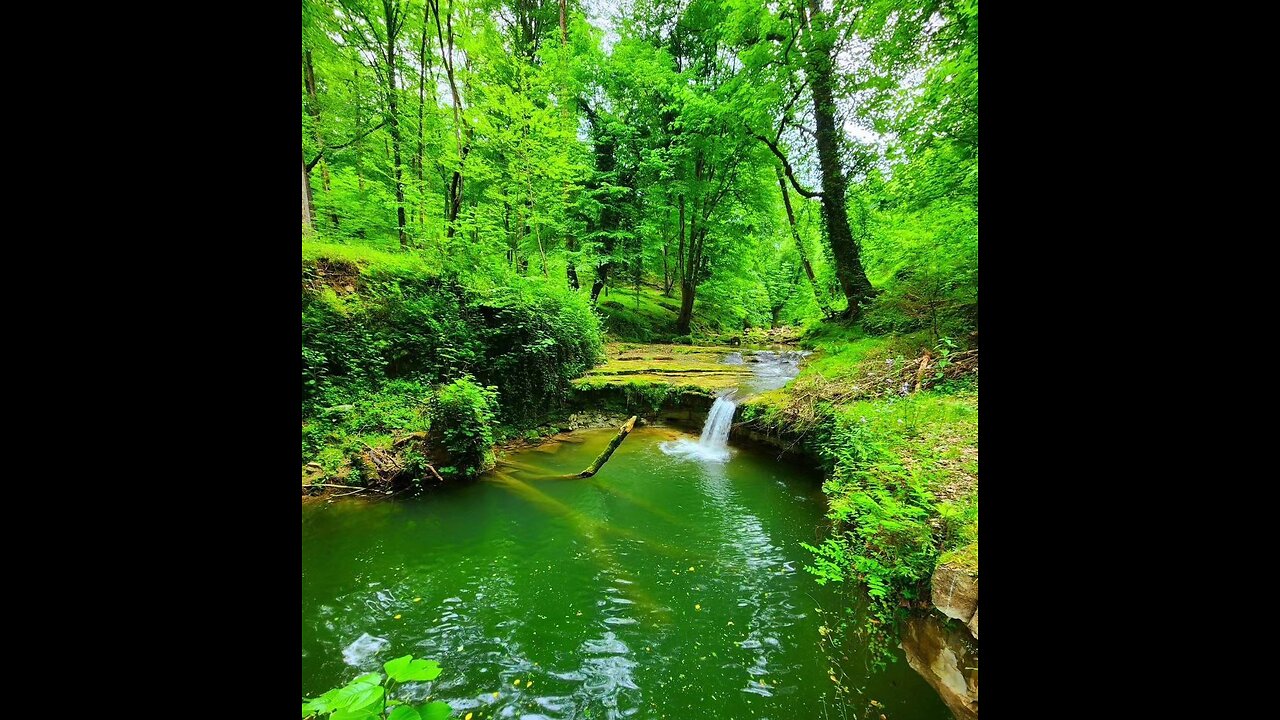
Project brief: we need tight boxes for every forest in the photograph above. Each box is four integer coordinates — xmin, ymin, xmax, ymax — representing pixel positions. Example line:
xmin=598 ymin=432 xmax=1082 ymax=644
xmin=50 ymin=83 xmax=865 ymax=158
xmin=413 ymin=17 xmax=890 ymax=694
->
xmin=302 ymin=0 xmax=977 ymax=718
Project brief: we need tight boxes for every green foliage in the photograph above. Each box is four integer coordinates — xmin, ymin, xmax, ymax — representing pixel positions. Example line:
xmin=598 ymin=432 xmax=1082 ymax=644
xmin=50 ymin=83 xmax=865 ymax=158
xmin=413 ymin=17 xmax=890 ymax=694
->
xmin=430 ymin=376 xmax=499 ymax=477
xmin=302 ymin=655 xmax=448 ymax=720
xmin=302 ymin=248 xmax=604 ymax=473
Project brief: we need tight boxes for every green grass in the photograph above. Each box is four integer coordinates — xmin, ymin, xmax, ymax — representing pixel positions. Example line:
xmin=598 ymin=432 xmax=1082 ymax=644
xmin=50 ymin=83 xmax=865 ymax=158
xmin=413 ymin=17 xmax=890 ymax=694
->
xmin=302 ymin=239 xmax=443 ymax=277
xmin=594 ymin=283 xmax=755 ymax=342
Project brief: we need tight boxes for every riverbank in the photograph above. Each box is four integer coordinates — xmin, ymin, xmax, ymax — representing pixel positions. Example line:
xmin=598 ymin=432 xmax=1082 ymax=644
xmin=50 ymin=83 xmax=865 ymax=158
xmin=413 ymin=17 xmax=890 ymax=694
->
xmin=737 ymin=321 xmax=978 ymax=715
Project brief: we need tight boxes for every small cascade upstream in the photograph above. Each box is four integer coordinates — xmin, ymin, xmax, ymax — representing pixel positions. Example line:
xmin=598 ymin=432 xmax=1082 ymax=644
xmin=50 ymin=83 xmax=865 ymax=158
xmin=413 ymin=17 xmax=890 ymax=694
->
xmin=660 ymin=393 xmax=738 ymax=462
xmin=660 ymin=349 xmax=808 ymax=463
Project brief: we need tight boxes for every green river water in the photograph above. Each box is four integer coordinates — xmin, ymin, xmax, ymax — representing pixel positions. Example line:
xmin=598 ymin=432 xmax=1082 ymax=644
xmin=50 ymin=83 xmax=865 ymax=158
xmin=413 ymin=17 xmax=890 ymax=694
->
xmin=302 ymin=425 xmax=954 ymax=720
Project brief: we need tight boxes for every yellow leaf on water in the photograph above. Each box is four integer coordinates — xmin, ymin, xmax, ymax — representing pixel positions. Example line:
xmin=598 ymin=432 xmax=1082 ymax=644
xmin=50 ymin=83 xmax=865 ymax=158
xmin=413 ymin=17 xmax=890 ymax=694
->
xmin=695 ymin=604 xmax=701 ymax=611
xmin=466 ymin=714 xmax=473 ymax=720
xmin=830 ymin=675 xmax=839 ymax=684
xmin=393 ymin=614 xmax=402 ymax=620
xmin=492 ymin=692 xmax=499 ymax=699
xmin=688 ymin=567 xmax=695 ymax=572
xmin=413 ymin=597 xmax=422 ymax=602
xmin=514 ymin=679 xmax=521 ymax=687
xmin=526 ymin=681 xmax=533 ymax=688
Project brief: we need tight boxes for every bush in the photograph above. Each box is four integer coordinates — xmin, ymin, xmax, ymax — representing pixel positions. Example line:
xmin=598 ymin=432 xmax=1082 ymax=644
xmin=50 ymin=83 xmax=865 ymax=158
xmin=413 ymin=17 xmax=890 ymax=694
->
xmin=429 ymin=377 xmax=498 ymax=477
xmin=302 ymin=251 xmax=603 ymax=427
xmin=671 ymin=334 xmax=693 ymax=345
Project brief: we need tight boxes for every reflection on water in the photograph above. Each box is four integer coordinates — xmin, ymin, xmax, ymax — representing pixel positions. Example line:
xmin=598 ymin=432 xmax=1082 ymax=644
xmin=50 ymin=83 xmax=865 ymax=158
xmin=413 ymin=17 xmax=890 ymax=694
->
xmin=302 ymin=428 xmax=952 ymax=720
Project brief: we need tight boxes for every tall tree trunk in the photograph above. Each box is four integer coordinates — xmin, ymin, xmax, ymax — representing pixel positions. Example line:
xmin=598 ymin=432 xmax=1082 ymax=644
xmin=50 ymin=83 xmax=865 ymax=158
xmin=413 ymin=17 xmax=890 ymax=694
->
xmin=355 ymin=68 xmax=366 ymax=193
xmin=417 ymin=3 xmax=431 ymax=232
xmin=383 ymin=0 xmax=409 ymax=249
xmin=675 ymin=215 xmax=699 ymax=335
xmin=803 ymin=0 xmax=873 ymax=316
xmin=303 ymin=51 xmax=326 ymax=230
xmin=676 ymin=194 xmax=686 ymax=292
xmin=661 ymin=242 xmax=672 ymax=296
xmin=431 ymin=0 xmax=467 ymax=241
xmin=302 ymin=151 xmax=314 ymax=234
xmin=775 ymin=164 xmax=830 ymax=314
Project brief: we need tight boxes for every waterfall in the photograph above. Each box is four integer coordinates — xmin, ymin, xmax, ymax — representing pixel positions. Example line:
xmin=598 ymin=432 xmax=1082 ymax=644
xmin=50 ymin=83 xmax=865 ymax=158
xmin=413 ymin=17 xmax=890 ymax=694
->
xmin=660 ymin=393 xmax=737 ymax=462
xmin=698 ymin=395 xmax=737 ymax=455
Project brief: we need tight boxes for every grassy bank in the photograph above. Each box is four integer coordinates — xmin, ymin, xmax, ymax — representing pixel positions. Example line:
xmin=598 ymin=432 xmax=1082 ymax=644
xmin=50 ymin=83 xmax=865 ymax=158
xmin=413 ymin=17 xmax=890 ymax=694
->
xmin=740 ymin=322 xmax=978 ymax=660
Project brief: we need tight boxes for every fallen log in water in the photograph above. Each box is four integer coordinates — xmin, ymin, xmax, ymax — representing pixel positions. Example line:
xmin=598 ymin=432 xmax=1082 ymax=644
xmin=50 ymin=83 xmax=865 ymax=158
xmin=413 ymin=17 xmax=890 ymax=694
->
xmin=572 ymin=416 xmax=637 ymax=478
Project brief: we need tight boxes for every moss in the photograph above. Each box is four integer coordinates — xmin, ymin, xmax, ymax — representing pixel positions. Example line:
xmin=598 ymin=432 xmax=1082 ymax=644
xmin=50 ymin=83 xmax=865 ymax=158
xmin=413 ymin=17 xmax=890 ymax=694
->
xmin=938 ymin=541 xmax=979 ymax=576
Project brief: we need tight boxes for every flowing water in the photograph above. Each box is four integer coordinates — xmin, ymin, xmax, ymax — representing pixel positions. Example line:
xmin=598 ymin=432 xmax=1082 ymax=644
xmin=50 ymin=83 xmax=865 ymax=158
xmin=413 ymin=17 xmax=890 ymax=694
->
xmin=302 ymin=351 xmax=953 ymax=719
xmin=658 ymin=394 xmax=738 ymax=462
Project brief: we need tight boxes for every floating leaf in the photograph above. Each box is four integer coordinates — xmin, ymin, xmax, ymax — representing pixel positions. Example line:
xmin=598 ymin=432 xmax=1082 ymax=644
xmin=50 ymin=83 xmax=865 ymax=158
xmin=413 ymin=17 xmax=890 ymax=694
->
xmin=394 ymin=614 xmax=402 ymax=620
xmin=526 ymin=681 xmax=532 ymax=688
xmin=695 ymin=604 xmax=701 ymax=611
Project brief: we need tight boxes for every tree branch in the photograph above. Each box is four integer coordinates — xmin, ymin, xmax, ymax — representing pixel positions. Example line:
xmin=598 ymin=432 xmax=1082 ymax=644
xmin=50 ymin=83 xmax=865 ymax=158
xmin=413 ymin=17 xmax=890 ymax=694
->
xmin=747 ymin=128 xmax=822 ymax=198
xmin=307 ymin=119 xmax=390 ymax=171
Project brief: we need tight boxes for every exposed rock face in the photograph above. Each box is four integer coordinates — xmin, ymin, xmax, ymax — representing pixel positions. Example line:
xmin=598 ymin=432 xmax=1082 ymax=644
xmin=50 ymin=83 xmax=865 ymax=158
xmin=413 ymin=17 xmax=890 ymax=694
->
xmin=932 ymin=560 xmax=978 ymax=627
xmin=967 ymin=606 xmax=978 ymax=639
xmin=900 ymin=615 xmax=979 ymax=720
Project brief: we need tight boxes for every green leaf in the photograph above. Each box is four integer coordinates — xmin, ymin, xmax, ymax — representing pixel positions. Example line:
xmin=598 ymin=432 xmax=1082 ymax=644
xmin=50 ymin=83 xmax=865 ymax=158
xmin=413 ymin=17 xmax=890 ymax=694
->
xmin=384 ymin=655 xmax=442 ymax=683
xmin=335 ymin=682 xmax=384 ymax=711
xmin=303 ymin=688 xmax=343 ymax=717
xmin=388 ymin=706 xmax=422 ymax=720
xmin=419 ymin=701 xmax=452 ymax=720
xmin=353 ymin=672 xmax=384 ymax=687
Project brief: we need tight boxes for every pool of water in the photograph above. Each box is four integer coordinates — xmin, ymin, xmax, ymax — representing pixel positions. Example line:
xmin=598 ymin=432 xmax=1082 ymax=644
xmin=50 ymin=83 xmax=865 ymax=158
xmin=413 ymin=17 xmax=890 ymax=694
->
xmin=302 ymin=425 xmax=954 ymax=719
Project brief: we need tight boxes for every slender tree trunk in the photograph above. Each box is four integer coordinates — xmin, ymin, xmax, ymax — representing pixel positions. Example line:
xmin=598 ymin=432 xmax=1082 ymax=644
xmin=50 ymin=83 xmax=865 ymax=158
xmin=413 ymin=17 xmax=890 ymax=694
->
xmin=355 ymin=68 xmax=366 ymax=193
xmin=676 ymin=194 xmax=686 ymax=291
xmin=303 ymin=51 xmax=326 ymax=230
xmin=303 ymin=152 xmax=315 ymax=234
xmin=383 ymin=0 xmax=409 ymax=249
xmin=775 ymin=164 xmax=830 ymax=314
xmin=802 ymin=0 xmax=873 ymax=316
xmin=661 ymin=242 xmax=672 ymax=296
xmin=676 ymin=217 xmax=699 ymax=335
xmin=417 ymin=4 xmax=431 ymax=232
xmin=432 ymin=0 xmax=467 ymax=241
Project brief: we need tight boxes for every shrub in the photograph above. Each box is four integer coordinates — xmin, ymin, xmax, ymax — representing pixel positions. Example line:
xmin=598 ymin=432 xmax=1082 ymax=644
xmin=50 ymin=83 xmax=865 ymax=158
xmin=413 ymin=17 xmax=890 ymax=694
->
xmin=429 ymin=377 xmax=499 ymax=477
